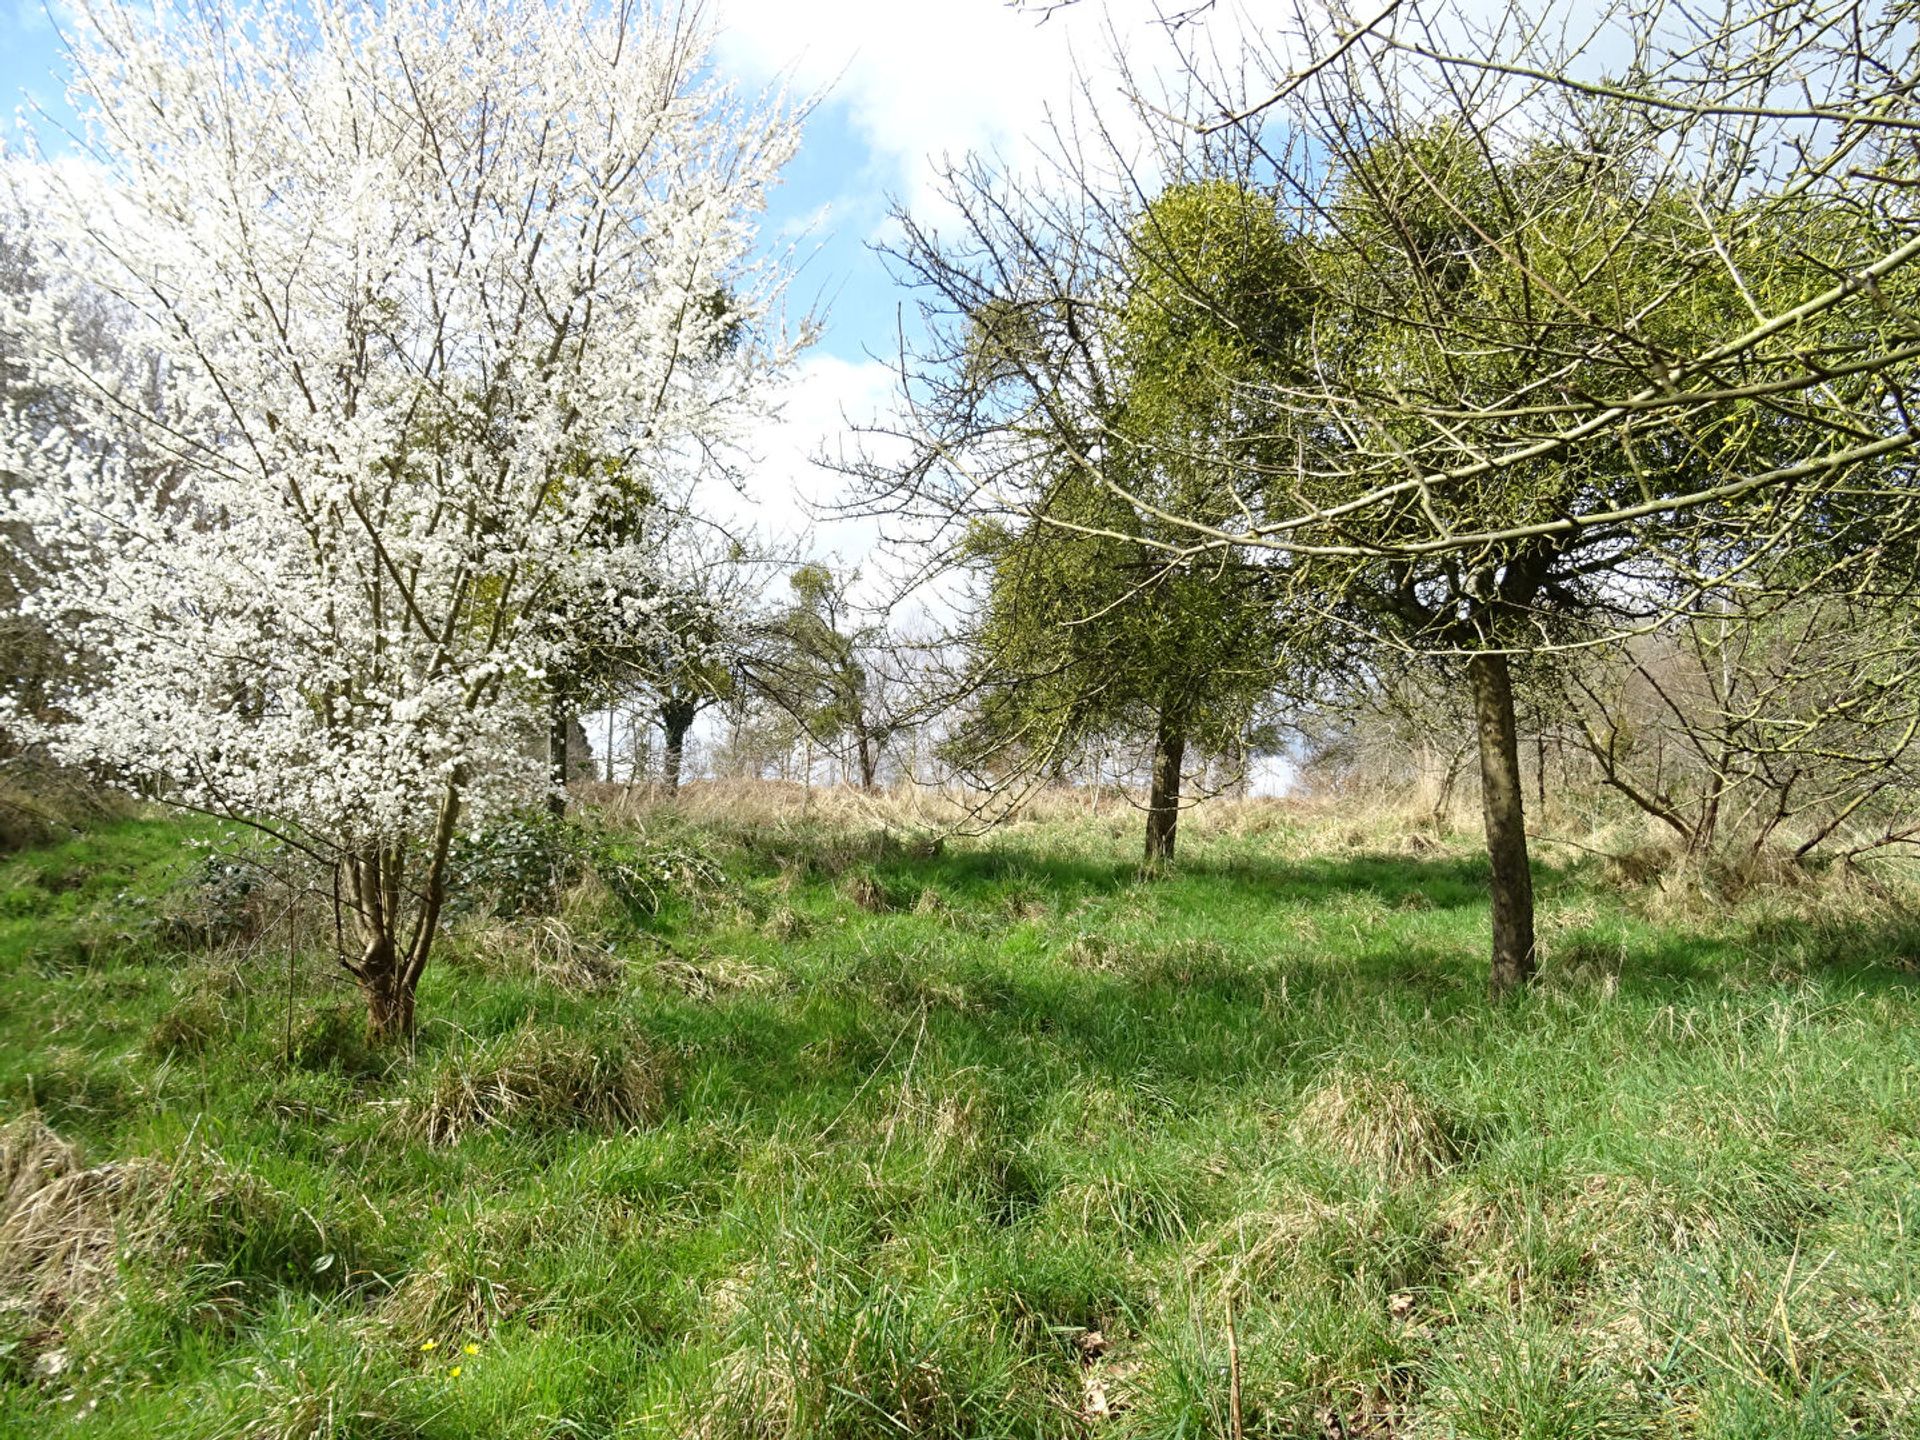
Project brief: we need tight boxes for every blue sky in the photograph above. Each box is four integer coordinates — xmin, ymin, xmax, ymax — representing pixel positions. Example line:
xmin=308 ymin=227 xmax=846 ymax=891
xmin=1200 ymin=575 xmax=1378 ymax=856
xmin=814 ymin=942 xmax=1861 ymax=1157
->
xmin=1 ymin=0 xmax=1214 ymax=569
xmin=2 ymin=2 xmax=67 ymax=128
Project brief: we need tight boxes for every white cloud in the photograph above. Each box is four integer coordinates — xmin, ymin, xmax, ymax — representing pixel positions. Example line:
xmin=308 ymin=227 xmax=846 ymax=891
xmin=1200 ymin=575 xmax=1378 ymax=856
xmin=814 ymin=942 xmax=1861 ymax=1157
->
xmin=711 ymin=0 xmax=1217 ymax=217
xmin=710 ymin=351 xmax=901 ymax=573
xmin=707 ymin=2 xmax=1248 ymax=587
xmin=777 ymin=198 xmax=836 ymax=240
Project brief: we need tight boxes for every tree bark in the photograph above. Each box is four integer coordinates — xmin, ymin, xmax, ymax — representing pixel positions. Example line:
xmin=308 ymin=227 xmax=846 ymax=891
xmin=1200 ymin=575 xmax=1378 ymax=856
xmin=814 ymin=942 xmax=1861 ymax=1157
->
xmin=661 ymin=701 xmax=694 ymax=795
xmin=1468 ymin=651 xmax=1536 ymax=995
xmin=547 ymin=694 xmax=570 ymax=819
xmin=1145 ymin=716 xmax=1186 ymax=864
xmin=345 ymin=849 xmax=413 ymax=1041
xmin=342 ymin=779 xmax=461 ymax=1043
xmin=856 ymin=729 xmax=878 ymax=792
xmin=359 ymin=932 xmax=414 ymax=1042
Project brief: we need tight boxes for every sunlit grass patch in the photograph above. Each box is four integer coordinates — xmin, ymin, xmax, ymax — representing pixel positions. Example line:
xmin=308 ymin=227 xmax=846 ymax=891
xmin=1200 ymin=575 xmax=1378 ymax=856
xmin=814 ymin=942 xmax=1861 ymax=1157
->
xmin=3 ymin=795 xmax=1920 ymax=1436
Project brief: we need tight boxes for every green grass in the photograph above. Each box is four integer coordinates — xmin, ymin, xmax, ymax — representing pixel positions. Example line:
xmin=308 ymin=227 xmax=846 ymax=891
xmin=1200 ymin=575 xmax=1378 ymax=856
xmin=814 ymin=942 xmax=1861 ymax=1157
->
xmin=3 ymin=799 xmax=1919 ymax=1437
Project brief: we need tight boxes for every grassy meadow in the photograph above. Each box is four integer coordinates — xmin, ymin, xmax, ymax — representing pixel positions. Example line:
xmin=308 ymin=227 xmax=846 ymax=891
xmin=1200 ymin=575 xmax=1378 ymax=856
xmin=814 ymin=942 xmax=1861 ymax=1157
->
xmin=2 ymin=785 xmax=1919 ymax=1438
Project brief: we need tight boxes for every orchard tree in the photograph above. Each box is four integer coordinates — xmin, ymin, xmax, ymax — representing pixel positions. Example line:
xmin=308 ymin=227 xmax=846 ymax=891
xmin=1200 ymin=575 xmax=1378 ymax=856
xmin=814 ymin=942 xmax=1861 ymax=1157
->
xmin=949 ymin=181 xmax=1308 ymax=861
xmin=1195 ymin=3 xmax=1920 ymax=989
xmin=864 ymin=0 xmax=1920 ymax=994
xmin=612 ymin=529 xmax=778 ymax=795
xmin=756 ymin=565 xmax=915 ymax=791
xmin=0 ymin=0 xmax=802 ymax=1038
xmin=639 ymin=591 xmax=738 ymax=795
xmin=1277 ymin=130 xmax=1836 ymax=990
xmin=1250 ymin=116 xmax=1907 ymax=989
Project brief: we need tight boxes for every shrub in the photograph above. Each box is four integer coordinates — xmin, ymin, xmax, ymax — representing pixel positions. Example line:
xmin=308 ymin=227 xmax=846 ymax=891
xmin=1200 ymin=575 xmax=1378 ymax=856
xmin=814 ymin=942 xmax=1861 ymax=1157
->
xmin=444 ymin=812 xmax=594 ymax=918
xmin=449 ymin=813 xmax=726 ymax=922
xmin=594 ymin=834 xmax=725 ymax=918
xmin=157 ymin=851 xmax=271 ymax=950
xmin=0 ymin=764 xmax=125 ymax=858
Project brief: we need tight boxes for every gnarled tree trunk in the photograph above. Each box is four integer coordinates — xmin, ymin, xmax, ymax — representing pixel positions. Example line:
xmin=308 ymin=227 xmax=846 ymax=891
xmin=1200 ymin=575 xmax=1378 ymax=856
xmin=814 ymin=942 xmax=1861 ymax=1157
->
xmin=359 ymin=932 xmax=414 ymax=1043
xmin=661 ymin=699 xmax=696 ymax=795
xmin=1467 ymin=651 xmax=1536 ymax=995
xmin=343 ymin=857 xmax=424 ymax=1043
xmin=1145 ymin=714 xmax=1186 ymax=864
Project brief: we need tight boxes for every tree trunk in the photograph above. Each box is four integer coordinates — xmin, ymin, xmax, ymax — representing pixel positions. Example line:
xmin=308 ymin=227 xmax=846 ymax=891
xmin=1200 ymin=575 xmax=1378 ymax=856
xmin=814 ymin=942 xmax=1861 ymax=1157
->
xmin=547 ymin=694 xmax=569 ymax=819
xmin=1467 ymin=651 xmax=1536 ymax=995
xmin=1145 ymin=717 xmax=1186 ymax=864
xmin=1432 ymin=744 xmax=1468 ymax=830
xmin=856 ymin=729 xmax=878 ymax=792
xmin=360 ymin=932 xmax=414 ymax=1042
xmin=345 ymin=847 xmax=420 ymax=1043
xmin=348 ymin=787 xmax=461 ymax=1044
xmin=661 ymin=704 xmax=693 ymax=795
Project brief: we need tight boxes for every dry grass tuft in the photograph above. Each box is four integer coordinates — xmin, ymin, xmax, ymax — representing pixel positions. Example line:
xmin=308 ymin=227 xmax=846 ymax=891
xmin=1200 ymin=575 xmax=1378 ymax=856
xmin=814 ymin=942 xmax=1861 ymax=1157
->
xmin=378 ymin=1205 xmax=540 ymax=1338
xmin=1292 ymin=1069 xmax=1459 ymax=1183
xmin=653 ymin=949 xmax=777 ymax=1000
xmin=393 ymin=1026 xmax=668 ymax=1147
xmin=1544 ymin=930 xmax=1629 ymax=991
xmin=465 ymin=914 xmax=626 ymax=994
xmin=1604 ymin=841 xmax=1682 ymax=889
xmin=1060 ymin=931 xmax=1117 ymax=970
xmin=689 ymin=1339 xmax=803 ymax=1440
xmin=1183 ymin=1193 xmax=1348 ymax=1296
xmin=583 ymin=777 xmax=956 ymax=834
xmin=143 ymin=997 xmax=227 ymax=1058
xmin=0 ymin=1114 xmax=166 ymax=1324
xmin=841 ymin=870 xmax=891 ymax=914
xmin=761 ymin=905 xmax=812 ymax=941
xmin=997 ymin=884 xmax=1051 ymax=922
xmin=872 ymin=1068 xmax=997 ymax=1174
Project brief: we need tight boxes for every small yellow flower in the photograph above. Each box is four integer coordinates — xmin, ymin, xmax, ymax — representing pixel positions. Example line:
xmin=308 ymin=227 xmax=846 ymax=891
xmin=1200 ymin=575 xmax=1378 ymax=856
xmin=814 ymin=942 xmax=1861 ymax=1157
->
xmin=448 ymin=1365 xmax=463 ymax=1379
xmin=420 ymin=1340 xmax=437 ymax=1352
xmin=463 ymin=1343 xmax=479 ymax=1356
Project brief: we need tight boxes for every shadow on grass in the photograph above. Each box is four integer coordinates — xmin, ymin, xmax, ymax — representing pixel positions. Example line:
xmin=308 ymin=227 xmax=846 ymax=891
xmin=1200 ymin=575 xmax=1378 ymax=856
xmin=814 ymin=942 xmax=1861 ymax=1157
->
xmin=858 ymin=839 xmax=1574 ymax=920
xmin=18 ymin=810 xmax=1920 ymax=1148
xmin=623 ymin=832 xmax=1920 ymax=1126
xmin=709 ymin=810 xmax=1585 ymax=913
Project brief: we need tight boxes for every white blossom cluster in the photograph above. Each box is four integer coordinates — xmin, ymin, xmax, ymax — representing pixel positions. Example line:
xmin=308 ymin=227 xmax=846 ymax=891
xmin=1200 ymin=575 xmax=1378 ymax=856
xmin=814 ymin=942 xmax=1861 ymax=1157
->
xmin=0 ymin=0 xmax=801 ymax=854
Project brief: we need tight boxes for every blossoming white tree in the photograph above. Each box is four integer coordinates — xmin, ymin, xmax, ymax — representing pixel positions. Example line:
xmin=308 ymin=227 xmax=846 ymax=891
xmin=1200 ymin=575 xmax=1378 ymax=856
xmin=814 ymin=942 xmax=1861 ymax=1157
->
xmin=1 ymin=0 xmax=802 ymax=1037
